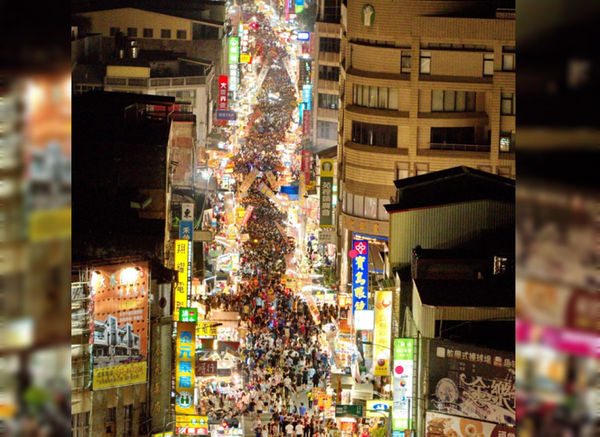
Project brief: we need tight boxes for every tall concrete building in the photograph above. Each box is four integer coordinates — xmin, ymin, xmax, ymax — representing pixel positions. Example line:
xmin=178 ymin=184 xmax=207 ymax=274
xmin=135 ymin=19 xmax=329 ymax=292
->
xmin=311 ymin=0 xmax=343 ymax=153
xmin=337 ymin=0 xmax=515 ymax=289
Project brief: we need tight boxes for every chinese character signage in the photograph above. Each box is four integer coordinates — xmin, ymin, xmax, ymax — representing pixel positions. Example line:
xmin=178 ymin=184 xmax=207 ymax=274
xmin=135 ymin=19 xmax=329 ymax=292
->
xmin=373 ymin=290 xmax=392 ymax=376
xmin=228 ymin=37 xmax=240 ymax=65
xmin=319 ymin=159 xmax=334 ymax=227
xmin=90 ymin=262 xmax=149 ymax=390
xmin=425 ymin=412 xmax=515 ymax=437
xmin=175 ymin=415 xmax=208 ymax=435
xmin=301 ymin=150 xmax=311 ymax=183
xmin=174 ymin=240 xmax=190 ymax=320
xmin=351 ymin=239 xmax=368 ymax=314
xmin=196 ymin=321 xmax=218 ymax=339
xmin=218 ymin=76 xmax=228 ymax=110
xmin=428 ymin=339 xmax=516 ymax=426
xmin=180 ymin=308 xmax=198 ymax=323
xmin=302 ymin=109 xmax=311 ymax=136
xmin=176 ymin=322 xmax=196 ymax=415
xmin=179 ymin=221 xmax=193 ymax=240
xmin=196 ymin=360 xmax=217 ymax=376
xmin=302 ymin=84 xmax=312 ymax=108
xmin=393 ymin=338 xmax=414 ymax=431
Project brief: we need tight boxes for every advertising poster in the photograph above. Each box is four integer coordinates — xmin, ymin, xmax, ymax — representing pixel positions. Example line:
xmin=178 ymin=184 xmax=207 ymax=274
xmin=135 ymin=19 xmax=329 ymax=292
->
xmin=176 ymin=322 xmax=196 ymax=415
xmin=428 ymin=339 xmax=516 ymax=427
xmin=303 ymin=292 xmax=321 ymax=324
xmin=175 ymin=415 xmax=208 ymax=435
xmin=351 ymin=240 xmax=369 ymax=314
xmin=196 ymin=321 xmax=218 ymax=339
xmin=90 ymin=262 xmax=149 ymax=390
xmin=319 ymin=159 xmax=334 ymax=227
xmin=425 ymin=412 xmax=515 ymax=437
xmin=174 ymin=240 xmax=191 ymax=320
xmin=393 ymin=338 xmax=415 ymax=431
xmin=366 ymin=400 xmax=393 ymax=418
xmin=373 ymin=290 xmax=392 ymax=376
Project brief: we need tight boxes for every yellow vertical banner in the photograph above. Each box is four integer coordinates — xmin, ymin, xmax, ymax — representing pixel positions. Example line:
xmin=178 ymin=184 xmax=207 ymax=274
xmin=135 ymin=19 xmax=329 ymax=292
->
xmin=174 ymin=240 xmax=189 ymax=321
xmin=175 ymin=322 xmax=196 ymax=415
xmin=373 ymin=290 xmax=393 ymax=376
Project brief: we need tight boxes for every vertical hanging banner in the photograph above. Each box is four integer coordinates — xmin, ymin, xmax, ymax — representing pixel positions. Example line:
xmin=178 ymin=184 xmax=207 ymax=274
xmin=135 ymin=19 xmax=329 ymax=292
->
xmin=218 ymin=76 xmax=229 ymax=110
xmin=176 ymin=322 xmax=196 ymax=415
xmin=238 ymin=168 xmax=260 ymax=195
xmin=373 ymin=290 xmax=392 ymax=376
xmin=301 ymin=150 xmax=311 ymax=183
xmin=319 ymin=159 xmax=334 ymax=227
xmin=240 ymin=205 xmax=254 ymax=227
xmin=174 ymin=240 xmax=190 ymax=320
xmin=351 ymin=239 xmax=368 ymax=314
xmin=228 ymin=37 xmax=240 ymax=64
xmin=180 ymin=203 xmax=194 ymax=240
xmin=393 ymin=338 xmax=414 ymax=432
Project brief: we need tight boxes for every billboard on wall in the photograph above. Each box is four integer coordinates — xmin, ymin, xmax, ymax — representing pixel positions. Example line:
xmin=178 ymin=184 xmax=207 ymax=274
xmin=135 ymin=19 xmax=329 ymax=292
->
xmin=90 ymin=262 xmax=149 ymax=390
xmin=393 ymin=338 xmax=415 ymax=431
xmin=176 ymin=322 xmax=196 ymax=415
xmin=351 ymin=239 xmax=368 ymax=314
xmin=373 ymin=290 xmax=392 ymax=376
xmin=425 ymin=411 xmax=515 ymax=437
xmin=428 ymin=339 xmax=516 ymax=427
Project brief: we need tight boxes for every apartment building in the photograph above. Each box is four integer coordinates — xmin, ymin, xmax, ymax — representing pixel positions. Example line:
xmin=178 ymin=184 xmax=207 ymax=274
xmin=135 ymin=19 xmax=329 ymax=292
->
xmin=337 ymin=0 xmax=515 ymax=289
xmin=311 ymin=0 xmax=343 ymax=153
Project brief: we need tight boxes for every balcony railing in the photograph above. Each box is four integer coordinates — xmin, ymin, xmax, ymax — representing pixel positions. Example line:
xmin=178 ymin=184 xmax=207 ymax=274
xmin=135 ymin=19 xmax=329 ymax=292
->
xmin=105 ymin=75 xmax=209 ymax=89
xmin=430 ymin=143 xmax=490 ymax=152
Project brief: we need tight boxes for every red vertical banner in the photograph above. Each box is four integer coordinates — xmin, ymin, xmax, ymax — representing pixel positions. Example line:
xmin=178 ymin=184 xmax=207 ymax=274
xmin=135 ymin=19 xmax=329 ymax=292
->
xmin=218 ymin=76 xmax=229 ymax=109
xmin=301 ymin=149 xmax=311 ymax=182
xmin=302 ymin=110 xmax=311 ymax=137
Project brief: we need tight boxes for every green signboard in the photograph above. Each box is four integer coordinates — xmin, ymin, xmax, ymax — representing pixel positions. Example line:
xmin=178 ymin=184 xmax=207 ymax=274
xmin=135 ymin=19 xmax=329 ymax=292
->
xmin=335 ymin=405 xmax=364 ymax=418
xmin=394 ymin=338 xmax=414 ymax=360
xmin=180 ymin=308 xmax=198 ymax=323
xmin=228 ymin=37 xmax=240 ymax=64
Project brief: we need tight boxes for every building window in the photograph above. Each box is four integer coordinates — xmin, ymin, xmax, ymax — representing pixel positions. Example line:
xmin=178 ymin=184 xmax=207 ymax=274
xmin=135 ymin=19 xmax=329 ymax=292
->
xmin=483 ymin=53 xmax=494 ymax=76
xmin=377 ymin=198 xmax=389 ymax=221
xmin=501 ymin=92 xmax=515 ymax=115
xmin=364 ymin=197 xmax=378 ymax=219
xmin=353 ymin=194 xmax=364 ymax=217
xmin=401 ymin=52 xmax=411 ymax=73
xmin=124 ymin=405 xmax=133 ymax=437
xmin=502 ymin=53 xmax=515 ymax=71
xmin=317 ymin=121 xmax=337 ymax=140
xmin=499 ymin=131 xmax=515 ymax=152
xmin=319 ymin=37 xmax=340 ymax=53
xmin=346 ymin=191 xmax=354 ymax=214
xmin=396 ymin=163 xmax=409 ymax=180
xmin=431 ymin=90 xmax=476 ymax=112
xmin=431 ymin=127 xmax=475 ymax=145
xmin=110 ymin=27 xmax=120 ymax=36
xmin=177 ymin=30 xmax=187 ymax=39
xmin=497 ymin=166 xmax=513 ymax=178
xmin=415 ymin=163 xmax=429 ymax=176
xmin=352 ymin=121 xmax=397 ymax=148
xmin=420 ymin=51 xmax=431 ymax=74
xmin=161 ymin=29 xmax=171 ymax=39
xmin=318 ymin=65 xmax=339 ymax=81
xmin=127 ymin=27 xmax=137 ymax=37
xmin=318 ymin=93 xmax=338 ymax=110
xmin=143 ymin=28 xmax=153 ymax=38
xmin=353 ymin=85 xmax=398 ymax=110
xmin=72 ymin=412 xmax=90 ymax=437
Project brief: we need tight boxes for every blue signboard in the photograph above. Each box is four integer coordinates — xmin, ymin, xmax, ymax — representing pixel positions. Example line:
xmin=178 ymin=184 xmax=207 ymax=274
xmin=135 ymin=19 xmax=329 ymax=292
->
xmin=302 ymin=84 xmax=312 ymax=107
xmin=298 ymin=102 xmax=305 ymax=124
xmin=179 ymin=221 xmax=193 ymax=240
xmin=297 ymin=31 xmax=310 ymax=41
xmin=216 ymin=110 xmax=237 ymax=121
xmin=351 ymin=239 xmax=369 ymax=314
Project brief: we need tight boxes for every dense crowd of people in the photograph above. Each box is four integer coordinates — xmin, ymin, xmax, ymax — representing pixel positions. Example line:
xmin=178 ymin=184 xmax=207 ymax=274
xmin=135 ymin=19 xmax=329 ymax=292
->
xmin=195 ymin=10 xmax=343 ymax=437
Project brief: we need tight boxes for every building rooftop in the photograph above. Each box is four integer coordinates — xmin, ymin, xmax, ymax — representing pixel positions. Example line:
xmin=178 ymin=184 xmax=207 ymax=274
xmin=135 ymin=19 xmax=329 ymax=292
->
xmin=414 ymin=278 xmax=514 ymax=308
xmin=385 ymin=166 xmax=514 ymax=213
xmin=72 ymin=1 xmax=225 ymax=27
